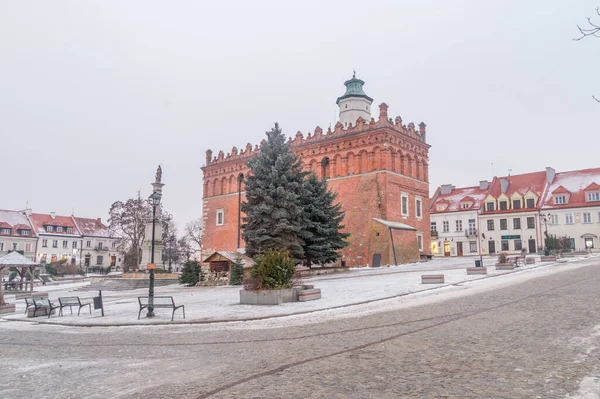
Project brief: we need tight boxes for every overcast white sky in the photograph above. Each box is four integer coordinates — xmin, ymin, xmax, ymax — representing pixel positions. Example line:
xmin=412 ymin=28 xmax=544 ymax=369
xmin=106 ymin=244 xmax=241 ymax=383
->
xmin=1 ymin=1 xmax=598 ymax=230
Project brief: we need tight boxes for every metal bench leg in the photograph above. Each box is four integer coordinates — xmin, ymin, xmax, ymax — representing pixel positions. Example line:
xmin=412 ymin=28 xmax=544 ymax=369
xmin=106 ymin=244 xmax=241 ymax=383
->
xmin=138 ymin=307 xmax=143 ymax=320
xmin=172 ymin=309 xmax=175 ymax=321
xmin=78 ymin=305 xmax=82 ymax=316
xmin=88 ymin=304 xmax=91 ymax=314
xmin=182 ymin=306 xmax=185 ymax=319
xmin=59 ymin=306 xmax=63 ymax=317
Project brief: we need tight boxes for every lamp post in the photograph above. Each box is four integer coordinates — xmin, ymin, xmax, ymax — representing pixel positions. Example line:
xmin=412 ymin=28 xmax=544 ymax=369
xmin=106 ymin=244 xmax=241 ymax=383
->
xmin=147 ymin=191 xmax=162 ymax=317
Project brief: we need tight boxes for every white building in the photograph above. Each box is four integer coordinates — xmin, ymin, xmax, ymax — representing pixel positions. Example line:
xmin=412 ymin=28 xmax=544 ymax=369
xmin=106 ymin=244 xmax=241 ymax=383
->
xmin=429 ymin=183 xmax=488 ymax=257
xmin=0 ymin=209 xmax=37 ymax=260
xmin=336 ymin=73 xmax=373 ymax=128
xmin=73 ymin=216 xmax=121 ymax=269
xmin=540 ymin=168 xmax=600 ymax=251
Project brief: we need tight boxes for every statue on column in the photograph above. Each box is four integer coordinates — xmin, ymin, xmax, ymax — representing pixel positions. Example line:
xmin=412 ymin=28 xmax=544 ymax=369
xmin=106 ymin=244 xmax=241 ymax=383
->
xmin=155 ymin=165 xmax=162 ymax=184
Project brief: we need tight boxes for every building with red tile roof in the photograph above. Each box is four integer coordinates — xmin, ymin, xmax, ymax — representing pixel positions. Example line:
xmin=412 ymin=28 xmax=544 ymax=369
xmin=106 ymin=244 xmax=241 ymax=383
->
xmin=0 ymin=209 xmax=37 ymax=260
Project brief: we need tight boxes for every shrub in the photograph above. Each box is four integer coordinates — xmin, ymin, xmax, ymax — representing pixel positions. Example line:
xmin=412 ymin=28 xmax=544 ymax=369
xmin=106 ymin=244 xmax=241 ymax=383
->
xmin=498 ymin=252 xmax=509 ymax=264
xmin=250 ymin=248 xmax=296 ymax=290
xmin=179 ymin=261 xmax=201 ymax=286
xmin=229 ymin=256 xmax=245 ymax=286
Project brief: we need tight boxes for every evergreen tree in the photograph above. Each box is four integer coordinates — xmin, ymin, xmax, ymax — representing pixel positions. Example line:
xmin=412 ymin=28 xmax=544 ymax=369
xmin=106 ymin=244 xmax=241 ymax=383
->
xmin=241 ymin=123 xmax=308 ymax=260
xmin=179 ymin=260 xmax=201 ymax=286
xmin=229 ymin=256 xmax=245 ymax=285
xmin=300 ymin=173 xmax=350 ymax=268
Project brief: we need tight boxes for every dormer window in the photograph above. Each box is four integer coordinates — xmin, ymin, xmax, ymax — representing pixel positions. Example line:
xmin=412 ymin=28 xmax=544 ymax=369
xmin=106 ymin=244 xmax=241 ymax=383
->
xmin=587 ymin=192 xmax=600 ymax=202
xmin=513 ymin=199 xmax=521 ymax=209
xmin=526 ymin=198 xmax=535 ymax=208
xmin=56 ymin=227 xmax=63 ymax=233
xmin=499 ymin=201 xmax=508 ymax=211
xmin=20 ymin=230 xmax=30 ymax=236
xmin=486 ymin=202 xmax=495 ymax=211
xmin=46 ymin=226 xmax=52 ymax=232
xmin=436 ymin=203 xmax=448 ymax=212
xmin=554 ymin=195 xmax=567 ymax=204
xmin=66 ymin=227 xmax=73 ymax=234
xmin=461 ymin=203 xmax=470 ymax=209
xmin=0 ymin=228 xmax=10 ymax=234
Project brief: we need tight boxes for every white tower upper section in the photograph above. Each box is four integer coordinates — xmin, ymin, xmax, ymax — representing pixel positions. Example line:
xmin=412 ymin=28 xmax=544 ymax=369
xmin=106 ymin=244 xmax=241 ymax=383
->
xmin=336 ymin=73 xmax=373 ymax=127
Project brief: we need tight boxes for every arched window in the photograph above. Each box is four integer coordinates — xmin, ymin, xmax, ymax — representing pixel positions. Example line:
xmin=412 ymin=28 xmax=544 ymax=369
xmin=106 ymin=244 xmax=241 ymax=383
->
xmin=321 ymin=157 xmax=330 ymax=179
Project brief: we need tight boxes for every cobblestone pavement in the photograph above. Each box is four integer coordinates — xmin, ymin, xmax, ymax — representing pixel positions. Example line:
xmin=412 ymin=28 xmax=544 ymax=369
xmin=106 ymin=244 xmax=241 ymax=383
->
xmin=1 ymin=260 xmax=600 ymax=399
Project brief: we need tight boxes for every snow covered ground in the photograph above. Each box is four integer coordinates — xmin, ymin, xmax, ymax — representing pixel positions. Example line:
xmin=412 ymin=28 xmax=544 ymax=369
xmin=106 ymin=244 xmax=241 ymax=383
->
xmin=1 ymin=255 xmax=597 ymax=327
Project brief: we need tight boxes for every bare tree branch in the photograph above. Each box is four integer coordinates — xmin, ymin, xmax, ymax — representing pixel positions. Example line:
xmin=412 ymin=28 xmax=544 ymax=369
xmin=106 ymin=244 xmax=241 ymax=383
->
xmin=574 ymin=7 xmax=600 ymax=40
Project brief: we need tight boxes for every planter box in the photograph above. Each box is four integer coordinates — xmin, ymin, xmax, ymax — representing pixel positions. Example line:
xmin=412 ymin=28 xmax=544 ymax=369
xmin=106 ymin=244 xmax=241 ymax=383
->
xmin=15 ymin=292 xmax=48 ymax=300
xmin=495 ymin=263 xmax=515 ymax=270
xmin=421 ymin=274 xmax=444 ymax=284
xmin=526 ymin=258 xmax=536 ymax=264
xmin=239 ymin=289 xmax=295 ymax=305
xmin=298 ymin=288 xmax=321 ymax=302
xmin=541 ymin=256 xmax=557 ymax=262
xmin=0 ymin=303 xmax=16 ymax=315
xmin=466 ymin=267 xmax=487 ymax=275
xmin=572 ymin=251 xmax=590 ymax=257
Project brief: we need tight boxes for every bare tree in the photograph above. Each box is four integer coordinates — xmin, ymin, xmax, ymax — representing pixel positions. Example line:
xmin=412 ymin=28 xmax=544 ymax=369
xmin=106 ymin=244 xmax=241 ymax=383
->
xmin=575 ymin=7 xmax=600 ymax=102
xmin=184 ymin=218 xmax=203 ymax=259
xmin=108 ymin=198 xmax=150 ymax=272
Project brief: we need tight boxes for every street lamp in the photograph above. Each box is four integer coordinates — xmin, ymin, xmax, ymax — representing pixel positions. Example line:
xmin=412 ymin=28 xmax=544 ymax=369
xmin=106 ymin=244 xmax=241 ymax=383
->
xmin=147 ymin=190 xmax=162 ymax=318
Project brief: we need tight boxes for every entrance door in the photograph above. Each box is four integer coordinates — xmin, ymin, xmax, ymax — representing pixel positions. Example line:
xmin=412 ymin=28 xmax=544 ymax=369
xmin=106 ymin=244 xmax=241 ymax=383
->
xmin=528 ymin=239 xmax=536 ymax=253
xmin=443 ymin=241 xmax=451 ymax=256
xmin=456 ymin=242 xmax=463 ymax=256
xmin=488 ymin=240 xmax=496 ymax=254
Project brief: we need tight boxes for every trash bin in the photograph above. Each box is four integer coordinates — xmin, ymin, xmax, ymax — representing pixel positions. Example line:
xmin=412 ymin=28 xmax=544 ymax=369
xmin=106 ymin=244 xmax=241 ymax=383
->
xmin=544 ymin=249 xmax=550 ymax=256
xmin=475 ymin=260 xmax=482 ymax=268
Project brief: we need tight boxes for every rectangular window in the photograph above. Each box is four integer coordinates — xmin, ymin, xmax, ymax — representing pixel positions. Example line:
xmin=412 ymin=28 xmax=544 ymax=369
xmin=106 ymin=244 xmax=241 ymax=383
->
xmin=569 ymin=237 xmax=576 ymax=249
xmin=25 ymin=243 xmax=32 ymax=252
xmin=20 ymin=230 xmax=30 ymax=236
xmin=72 ymin=241 xmax=78 ymax=249
xmin=469 ymin=241 xmax=477 ymax=253
xmin=513 ymin=218 xmax=521 ymax=229
xmin=415 ymin=199 xmax=422 ymax=218
xmin=67 ymin=227 xmax=73 ymax=234
xmin=486 ymin=202 xmax=494 ymax=211
xmin=461 ymin=203 xmax=470 ymax=209
xmin=443 ymin=221 xmax=449 ymax=233
xmin=513 ymin=199 xmax=521 ymax=209
xmin=0 ymin=243 xmax=3 ymax=251
xmin=112 ymin=241 xmax=117 ymax=248
xmin=56 ymin=227 xmax=63 ymax=233
xmin=487 ymin=220 xmax=494 ymax=231
xmin=216 ymin=209 xmax=224 ymax=226
xmin=456 ymin=220 xmax=463 ymax=232
xmin=554 ymin=196 xmax=566 ymax=204
xmin=62 ymin=240 xmax=68 ymax=248
xmin=565 ymin=213 xmax=574 ymax=224
xmin=0 ymin=228 xmax=10 ymax=234
xmin=501 ymin=239 xmax=509 ymax=251
xmin=527 ymin=217 xmax=535 ymax=229
xmin=587 ymin=192 xmax=600 ymax=202
xmin=526 ymin=198 xmax=535 ymax=208
xmin=500 ymin=219 xmax=508 ymax=230
xmin=12 ymin=243 xmax=17 ymax=251
xmin=42 ymin=239 xmax=48 ymax=248
xmin=401 ymin=194 xmax=409 ymax=216
xmin=417 ymin=234 xmax=423 ymax=251
xmin=514 ymin=239 xmax=522 ymax=251
xmin=430 ymin=222 xmax=437 ymax=232
xmin=583 ymin=212 xmax=592 ymax=223
xmin=550 ymin=214 xmax=559 ymax=225
xmin=46 ymin=226 xmax=52 ymax=232
xmin=499 ymin=201 xmax=508 ymax=210
xmin=86 ymin=240 xmax=92 ymax=247
xmin=52 ymin=240 xmax=58 ymax=248
xmin=96 ymin=255 xmax=103 ymax=265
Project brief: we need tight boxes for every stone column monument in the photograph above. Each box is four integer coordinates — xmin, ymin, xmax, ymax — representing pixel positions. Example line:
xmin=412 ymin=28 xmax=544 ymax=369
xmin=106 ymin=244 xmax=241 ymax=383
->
xmin=139 ymin=166 xmax=165 ymax=271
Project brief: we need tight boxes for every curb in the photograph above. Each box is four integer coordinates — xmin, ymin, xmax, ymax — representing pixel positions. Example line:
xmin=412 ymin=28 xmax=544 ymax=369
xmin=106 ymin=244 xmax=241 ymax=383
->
xmin=1 ymin=257 xmax=592 ymax=328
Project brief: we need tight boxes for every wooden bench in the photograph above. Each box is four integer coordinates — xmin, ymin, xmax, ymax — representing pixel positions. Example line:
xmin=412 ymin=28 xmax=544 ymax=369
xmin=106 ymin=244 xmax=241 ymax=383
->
xmin=58 ymin=297 xmax=91 ymax=316
xmin=421 ymin=274 xmax=445 ymax=284
xmin=138 ymin=296 xmax=185 ymax=321
xmin=30 ymin=298 xmax=59 ymax=318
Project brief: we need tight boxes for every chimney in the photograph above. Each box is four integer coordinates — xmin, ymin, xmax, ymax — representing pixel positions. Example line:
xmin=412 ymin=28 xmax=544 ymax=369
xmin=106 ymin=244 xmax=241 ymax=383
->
xmin=379 ymin=103 xmax=388 ymax=120
xmin=205 ymin=149 xmax=213 ymax=164
xmin=479 ymin=180 xmax=489 ymax=190
xmin=96 ymin=218 xmax=101 ymax=224
xmin=546 ymin=167 xmax=556 ymax=184
xmin=500 ymin=178 xmax=510 ymax=194
xmin=440 ymin=184 xmax=454 ymax=195
xmin=50 ymin=212 xmax=56 ymax=220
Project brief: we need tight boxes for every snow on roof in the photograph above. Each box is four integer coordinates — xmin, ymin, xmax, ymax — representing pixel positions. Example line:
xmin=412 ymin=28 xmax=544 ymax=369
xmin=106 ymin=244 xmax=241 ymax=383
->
xmin=73 ymin=217 xmax=110 ymax=237
xmin=29 ymin=213 xmax=79 ymax=235
xmin=0 ymin=251 xmax=37 ymax=267
xmin=490 ymin=171 xmax=547 ymax=199
xmin=372 ymin=218 xmax=416 ymax=231
xmin=0 ymin=210 xmax=36 ymax=237
xmin=430 ymin=186 xmax=488 ymax=213
xmin=204 ymin=251 xmax=255 ymax=268
xmin=542 ymin=167 xmax=600 ymax=209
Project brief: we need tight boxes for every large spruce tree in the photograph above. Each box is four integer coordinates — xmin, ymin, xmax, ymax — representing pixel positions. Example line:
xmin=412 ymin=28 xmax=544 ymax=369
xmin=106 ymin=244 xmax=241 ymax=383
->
xmin=241 ymin=123 xmax=308 ymax=260
xmin=300 ymin=173 xmax=350 ymax=268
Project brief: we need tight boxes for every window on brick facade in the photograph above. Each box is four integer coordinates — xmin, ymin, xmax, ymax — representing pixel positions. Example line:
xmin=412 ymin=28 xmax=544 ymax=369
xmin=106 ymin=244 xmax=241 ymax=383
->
xmin=456 ymin=220 xmax=462 ymax=232
xmin=442 ymin=221 xmax=449 ymax=233
xmin=216 ymin=209 xmax=224 ymax=226
xmin=487 ymin=220 xmax=494 ymax=231
xmin=500 ymin=219 xmax=507 ymax=230
xmin=401 ymin=194 xmax=409 ymax=216
xmin=526 ymin=198 xmax=535 ymax=208
xmin=417 ymin=234 xmax=423 ymax=251
xmin=499 ymin=201 xmax=508 ymax=210
xmin=527 ymin=217 xmax=535 ymax=229
xmin=513 ymin=218 xmax=521 ymax=229
xmin=416 ymin=199 xmax=422 ymax=219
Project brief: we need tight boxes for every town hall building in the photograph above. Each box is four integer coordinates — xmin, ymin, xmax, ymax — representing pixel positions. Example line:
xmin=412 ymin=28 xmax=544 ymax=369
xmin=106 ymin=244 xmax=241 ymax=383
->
xmin=201 ymin=75 xmax=432 ymax=267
